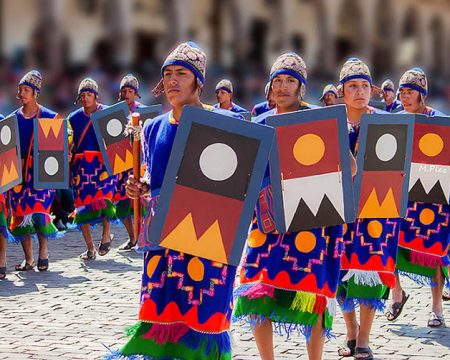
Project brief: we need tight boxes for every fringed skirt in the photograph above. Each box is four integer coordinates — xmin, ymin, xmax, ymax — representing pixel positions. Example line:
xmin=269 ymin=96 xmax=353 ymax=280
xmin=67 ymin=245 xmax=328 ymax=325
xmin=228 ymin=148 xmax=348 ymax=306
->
xmin=114 ymin=249 xmax=236 ymax=360
xmin=71 ymin=151 xmax=117 ymax=227
xmin=338 ymin=218 xmax=400 ymax=312
xmin=397 ymin=202 xmax=450 ymax=286
xmin=0 ymin=197 xmax=14 ymax=243
xmin=233 ymin=221 xmax=343 ymax=340
xmin=113 ymin=170 xmax=133 ymax=220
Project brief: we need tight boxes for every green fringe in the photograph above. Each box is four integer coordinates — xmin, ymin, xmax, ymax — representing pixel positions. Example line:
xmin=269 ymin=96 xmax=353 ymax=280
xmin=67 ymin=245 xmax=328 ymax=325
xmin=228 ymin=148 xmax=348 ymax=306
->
xmin=0 ymin=211 xmax=7 ymax=228
xmin=120 ymin=322 xmax=231 ymax=360
xmin=73 ymin=201 xmax=116 ymax=226
xmin=396 ymin=247 xmax=437 ymax=279
xmin=11 ymin=220 xmax=59 ymax=238
xmin=115 ymin=199 xmax=133 ymax=220
xmin=344 ymin=277 xmax=388 ymax=300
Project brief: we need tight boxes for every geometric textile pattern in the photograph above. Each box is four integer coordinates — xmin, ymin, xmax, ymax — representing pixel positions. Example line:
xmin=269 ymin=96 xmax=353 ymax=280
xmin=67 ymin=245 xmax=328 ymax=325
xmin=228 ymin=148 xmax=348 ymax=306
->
xmin=149 ymin=106 xmax=274 ymax=265
xmin=408 ymin=116 xmax=450 ymax=205
xmin=33 ymin=117 xmax=69 ymax=189
xmin=0 ymin=115 xmax=22 ymax=193
xmin=354 ymin=114 xmax=415 ymax=218
xmin=267 ymin=105 xmax=355 ymax=232
xmin=91 ymin=101 xmax=133 ymax=175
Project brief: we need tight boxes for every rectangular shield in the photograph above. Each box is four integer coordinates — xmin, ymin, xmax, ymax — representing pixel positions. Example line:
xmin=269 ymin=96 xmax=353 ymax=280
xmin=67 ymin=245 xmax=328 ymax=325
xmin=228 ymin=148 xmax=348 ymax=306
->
xmin=0 ymin=114 xmax=22 ymax=193
xmin=408 ymin=115 xmax=450 ymax=204
xmin=267 ymin=105 xmax=355 ymax=232
xmin=136 ymin=104 xmax=163 ymax=126
xmin=91 ymin=101 xmax=132 ymax=176
xmin=354 ymin=114 xmax=414 ymax=218
xmin=148 ymin=106 xmax=274 ymax=265
xmin=33 ymin=117 xmax=69 ymax=189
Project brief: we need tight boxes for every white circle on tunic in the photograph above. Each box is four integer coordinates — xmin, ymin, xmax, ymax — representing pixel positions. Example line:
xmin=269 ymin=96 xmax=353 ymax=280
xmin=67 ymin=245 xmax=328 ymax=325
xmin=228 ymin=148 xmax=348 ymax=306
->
xmin=375 ymin=133 xmax=397 ymax=161
xmin=44 ymin=156 xmax=59 ymax=176
xmin=199 ymin=143 xmax=238 ymax=181
xmin=0 ymin=125 xmax=11 ymax=146
xmin=106 ymin=118 xmax=123 ymax=137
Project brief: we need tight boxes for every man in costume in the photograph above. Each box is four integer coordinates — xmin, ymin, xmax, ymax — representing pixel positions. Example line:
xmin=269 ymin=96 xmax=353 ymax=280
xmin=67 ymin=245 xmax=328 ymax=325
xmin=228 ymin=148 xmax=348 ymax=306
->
xmin=336 ymin=58 xmax=397 ymax=360
xmin=69 ymin=78 xmax=117 ymax=260
xmin=115 ymin=74 xmax=146 ymax=251
xmin=214 ymin=78 xmax=248 ymax=114
xmin=251 ymin=82 xmax=276 ymax=117
xmin=319 ymin=84 xmax=338 ymax=107
xmin=9 ymin=70 xmax=62 ymax=272
xmin=234 ymin=53 xmax=351 ymax=360
xmin=114 ymin=42 xmax=242 ymax=360
xmin=380 ymin=79 xmax=402 ymax=113
xmin=387 ymin=68 xmax=448 ymax=328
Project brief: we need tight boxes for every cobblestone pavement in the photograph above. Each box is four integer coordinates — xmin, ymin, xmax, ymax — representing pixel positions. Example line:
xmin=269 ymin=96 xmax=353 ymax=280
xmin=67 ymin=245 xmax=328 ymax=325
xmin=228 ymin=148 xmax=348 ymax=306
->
xmin=0 ymin=225 xmax=449 ymax=359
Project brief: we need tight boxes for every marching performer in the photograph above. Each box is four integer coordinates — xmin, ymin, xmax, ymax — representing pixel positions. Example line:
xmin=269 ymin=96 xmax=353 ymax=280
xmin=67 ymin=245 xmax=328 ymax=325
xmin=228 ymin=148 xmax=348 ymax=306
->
xmin=380 ymin=79 xmax=402 ymax=113
xmin=319 ymin=84 xmax=338 ymax=107
xmin=214 ymin=78 xmax=248 ymax=114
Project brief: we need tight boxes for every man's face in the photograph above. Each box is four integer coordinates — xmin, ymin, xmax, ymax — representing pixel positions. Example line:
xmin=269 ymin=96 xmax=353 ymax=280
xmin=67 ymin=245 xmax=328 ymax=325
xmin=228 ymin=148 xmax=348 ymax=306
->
xmin=216 ymin=89 xmax=232 ymax=105
xmin=17 ymin=85 xmax=35 ymax=105
xmin=399 ymin=88 xmax=422 ymax=113
xmin=343 ymin=79 xmax=372 ymax=110
xmin=163 ymin=65 xmax=198 ymax=108
xmin=120 ymin=87 xmax=136 ymax=106
xmin=383 ymin=89 xmax=395 ymax=103
xmin=323 ymin=92 xmax=337 ymax=106
xmin=271 ymin=74 xmax=301 ymax=109
xmin=80 ymin=91 xmax=96 ymax=109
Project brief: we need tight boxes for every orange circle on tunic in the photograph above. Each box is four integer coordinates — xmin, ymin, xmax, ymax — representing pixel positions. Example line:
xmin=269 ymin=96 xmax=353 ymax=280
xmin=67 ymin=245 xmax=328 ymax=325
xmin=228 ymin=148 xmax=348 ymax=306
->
xmin=146 ymin=255 xmax=161 ymax=278
xmin=293 ymin=134 xmax=325 ymax=166
xmin=367 ymin=220 xmax=383 ymax=238
xmin=187 ymin=257 xmax=204 ymax=282
xmin=294 ymin=231 xmax=317 ymax=253
xmin=248 ymin=229 xmax=267 ymax=248
xmin=13 ymin=184 xmax=22 ymax=193
xmin=342 ymin=223 xmax=348 ymax=235
xmin=99 ymin=171 xmax=109 ymax=181
xmin=419 ymin=208 xmax=435 ymax=225
xmin=419 ymin=133 xmax=444 ymax=157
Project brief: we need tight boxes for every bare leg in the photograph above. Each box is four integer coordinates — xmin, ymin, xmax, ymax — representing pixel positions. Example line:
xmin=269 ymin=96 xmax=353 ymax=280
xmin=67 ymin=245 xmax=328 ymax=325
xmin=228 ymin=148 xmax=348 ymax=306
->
xmin=101 ymin=217 xmax=111 ymax=243
xmin=21 ymin=234 xmax=34 ymax=264
xmin=80 ymin=223 xmax=95 ymax=252
xmin=431 ymin=267 xmax=444 ymax=316
xmin=356 ymin=305 xmax=376 ymax=351
xmin=37 ymin=233 xmax=48 ymax=260
xmin=307 ymin=314 xmax=325 ymax=360
xmin=0 ymin=234 xmax=6 ymax=268
xmin=391 ymin=274 xmax=403 ymax=303
xmin=253 ymin=317 xmax=274 ymax=360
xmin=122 ymin=216 xmax=135 ymax=243
xmin=339 ymin=310 xmax=359 ymax=356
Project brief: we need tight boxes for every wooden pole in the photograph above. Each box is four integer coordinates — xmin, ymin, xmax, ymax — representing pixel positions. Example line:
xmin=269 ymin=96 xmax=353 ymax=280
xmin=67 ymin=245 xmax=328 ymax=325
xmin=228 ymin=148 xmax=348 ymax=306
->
xmin=131 ymin=112 xmax=141 ymax=242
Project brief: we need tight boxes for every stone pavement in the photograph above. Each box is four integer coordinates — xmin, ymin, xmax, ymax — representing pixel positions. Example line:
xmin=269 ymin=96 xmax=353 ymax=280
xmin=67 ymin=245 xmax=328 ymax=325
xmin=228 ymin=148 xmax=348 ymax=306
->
xmin=0 ymin=225 xmax=449 ymax=359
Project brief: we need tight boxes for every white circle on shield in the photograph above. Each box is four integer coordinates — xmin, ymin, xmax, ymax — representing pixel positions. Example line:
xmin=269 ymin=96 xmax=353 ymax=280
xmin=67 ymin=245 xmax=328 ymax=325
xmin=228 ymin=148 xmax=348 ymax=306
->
xmin=375 ymin=133 xmax=397 ymax=162
xmin=0 ymin=125 xmax=11 ymax=145
xmin=44 ymin=156 xmax=59 ymax=176
xmin=199 ymin=143 xmax=238 ymax=181
xmin=106 ymin=118 xmax=123 ymax=137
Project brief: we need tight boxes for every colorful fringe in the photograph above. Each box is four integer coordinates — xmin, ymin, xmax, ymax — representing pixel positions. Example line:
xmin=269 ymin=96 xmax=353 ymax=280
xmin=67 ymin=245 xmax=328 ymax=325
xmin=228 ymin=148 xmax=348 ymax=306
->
xmin=337 ymin=270 xmax=389 ymax=312
xmin=115 ymin=199 xmax=133 ymax=220
xmin=9 ymin=213 xmax=64 ymax=242
xmin=233 ymin=284 xmax=334 ymax=342
xmin=72 ymin=199 xmax=117 ymax=228
xmin=107 ymin=321 xmax=231 ymax=360
xmin=396 ymin=247 xmax=450 ymax=287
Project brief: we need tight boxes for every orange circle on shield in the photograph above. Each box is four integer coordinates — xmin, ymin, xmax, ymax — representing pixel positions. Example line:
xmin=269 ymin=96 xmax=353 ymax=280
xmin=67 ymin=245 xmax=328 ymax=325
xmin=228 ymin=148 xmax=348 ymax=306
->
xmin=419 ymin=133 xmax=444 ymax=157
xmin=293 ymin=134 xmax=325 ymax=166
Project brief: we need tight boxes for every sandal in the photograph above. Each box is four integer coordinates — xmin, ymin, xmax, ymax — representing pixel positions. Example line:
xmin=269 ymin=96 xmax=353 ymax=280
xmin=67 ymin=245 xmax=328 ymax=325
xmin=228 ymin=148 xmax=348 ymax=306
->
xmin=15 ymin=260 xmax=36 ymax=271
xmin=337 ymin=339 xmax=356 ymax=357
xmin=98 ymin=234 xmax=114 ymax=256
xmin=355 ymin=347 xmax=374 ymax=360
xmin=428 ymin=312 xmax=446 ymax=328
xmin=37 ymin=258 xmax=49 ymax=272
xmin=80 ymin=250 xmax=96 ymax=261
xmin=442 ymin=290 xmax=450 ymax=301
xmin=0 ymin=267 xmax=6 ymax=280
xmin=385 ymin=290 xmax=409 ymax=321
xmin=118 ymin=239 xmax=136 ymax=251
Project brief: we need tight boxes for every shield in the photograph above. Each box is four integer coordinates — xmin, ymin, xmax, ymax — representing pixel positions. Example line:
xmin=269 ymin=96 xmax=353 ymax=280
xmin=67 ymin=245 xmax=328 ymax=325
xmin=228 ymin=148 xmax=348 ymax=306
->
xmin=267 ymin=105 xmax=355 ymax=232
xmin=148 ymin=106 xmax=274 ymax=265
xmin=33 ymin=117 xmax=69 ymax=189
xmin=0 ymin=115 xmax=22 ymax=193
xmin=354 ymin=114 xmax=414 ymax=218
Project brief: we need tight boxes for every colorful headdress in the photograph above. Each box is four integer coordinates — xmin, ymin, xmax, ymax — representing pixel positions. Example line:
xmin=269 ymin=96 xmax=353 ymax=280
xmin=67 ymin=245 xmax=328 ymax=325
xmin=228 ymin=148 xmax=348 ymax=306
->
xmin=120 ymin=74 xmax=140 ymax=97
xmin=264 ymin=81 xmax=271 ymax=99
xmin=269 ymin=52 xmax=307 ymax=99
xmin=19 ymin=70 xmax=42 ymax=93
xmin=74 ymin=78 xmax=98 ymax=105
xmin=339 ymin=57 xmax=372 ymax=85
xmin=319 ymin=84 xmax=338 ymax=101
xmin=398 ymin=67 xmax=428 ymax=96
xmin=381 ymin=79 xmax=395 ymax=92
xmin=152 ymin=41 xmax=207 ymax=97
xmin=215 ymin=79 xmax=233 ymax=93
